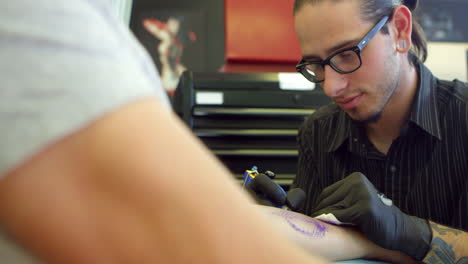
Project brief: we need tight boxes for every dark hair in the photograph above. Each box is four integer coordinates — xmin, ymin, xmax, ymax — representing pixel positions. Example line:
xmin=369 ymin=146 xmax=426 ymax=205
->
xmin=293 ymin=0 xmax=427 ymax=66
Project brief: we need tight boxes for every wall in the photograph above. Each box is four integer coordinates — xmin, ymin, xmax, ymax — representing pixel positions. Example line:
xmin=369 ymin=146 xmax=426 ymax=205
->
xmin=225 ymin=0 xmax=300 ymax=63
xmin=129 ymin=0 xmax=468 ymax=81
xmin=426 ymin=42 xmax=468 ymax=82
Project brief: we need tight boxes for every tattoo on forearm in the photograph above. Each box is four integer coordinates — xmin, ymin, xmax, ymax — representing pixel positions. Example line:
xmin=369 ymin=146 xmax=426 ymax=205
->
xmin=423 ymin=222 xmax=467 ymax=264
xmin=424 ymin=238 xmax=457 ymax=264
xmin=431 ymin=222 xmax=463 ymax=236
xmin=425 ymin=245 xmax=468 ymax=264
xmin=272 ymin=210 xmax=327 ymax=238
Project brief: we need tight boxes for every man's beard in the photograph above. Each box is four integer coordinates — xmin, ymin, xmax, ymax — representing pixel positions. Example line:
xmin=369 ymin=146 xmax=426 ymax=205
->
xmin=352 ymin=79 xmax=399 ymax=124
xmin=363 ymin=110 xmax=383 ymax=123
xmin=358 ymin=51 xmax=401 ymax=124
xmin=352 ymin=106 xmax=383 ymax=124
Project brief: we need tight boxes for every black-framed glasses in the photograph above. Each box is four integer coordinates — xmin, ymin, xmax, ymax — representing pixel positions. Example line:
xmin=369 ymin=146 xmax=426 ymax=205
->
xmin=296 ymin=15 xmax=390 ymax=83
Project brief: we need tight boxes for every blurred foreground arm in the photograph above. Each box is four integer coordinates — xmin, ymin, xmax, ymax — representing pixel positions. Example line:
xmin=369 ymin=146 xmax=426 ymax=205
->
xmin=0 ymin=99 xmax=328 ymax=264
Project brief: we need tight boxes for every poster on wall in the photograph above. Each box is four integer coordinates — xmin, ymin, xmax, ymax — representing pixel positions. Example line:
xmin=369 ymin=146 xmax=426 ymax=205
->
xmin=132 ymin=10 xmax=206 ymax=96
xmin=416 ymin=1 xmax=468 ymax=42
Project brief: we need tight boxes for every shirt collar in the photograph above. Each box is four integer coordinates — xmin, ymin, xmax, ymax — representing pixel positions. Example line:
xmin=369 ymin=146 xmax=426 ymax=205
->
xmin=327 ymin=110 xmax=354 ymax=152
xmin=327 ymin=62 xmax=441 ymax=153
xmin=408 ymin=62 xmax=442 ymax=140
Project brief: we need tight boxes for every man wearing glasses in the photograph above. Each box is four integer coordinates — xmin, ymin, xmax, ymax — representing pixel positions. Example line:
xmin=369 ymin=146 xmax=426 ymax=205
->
xmin=292 ymin=0 xmax=468 ymax=262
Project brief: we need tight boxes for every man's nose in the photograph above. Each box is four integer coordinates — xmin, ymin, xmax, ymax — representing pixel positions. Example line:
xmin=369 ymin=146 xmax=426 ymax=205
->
xmin=322 ymin=65 xmax=348 ymax=99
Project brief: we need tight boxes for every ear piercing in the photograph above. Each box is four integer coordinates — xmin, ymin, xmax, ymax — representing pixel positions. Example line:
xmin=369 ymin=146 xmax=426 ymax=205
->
xmin=398 ymin=39 xmax=407 ymax=50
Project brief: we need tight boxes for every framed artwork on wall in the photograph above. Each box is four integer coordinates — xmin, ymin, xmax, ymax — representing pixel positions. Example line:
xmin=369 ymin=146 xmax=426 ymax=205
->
xmin=132 ymin=9 xmax=206 ymax=96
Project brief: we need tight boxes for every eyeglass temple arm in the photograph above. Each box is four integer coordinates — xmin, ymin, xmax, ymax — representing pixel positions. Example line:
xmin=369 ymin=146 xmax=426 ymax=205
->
xmin=357 ymin=16 xmax=389 ymax=50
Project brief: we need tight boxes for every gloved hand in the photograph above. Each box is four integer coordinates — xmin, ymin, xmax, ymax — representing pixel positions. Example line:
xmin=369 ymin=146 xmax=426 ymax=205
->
xmin=244 ymin=171 xmax=305 ymax=211
xmin=311 ymin=172 xmax=432 ymax=261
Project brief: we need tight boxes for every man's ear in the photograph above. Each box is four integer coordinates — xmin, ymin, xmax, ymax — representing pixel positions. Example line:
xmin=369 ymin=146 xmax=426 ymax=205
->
xmin=390 ymin=5 xmax=412 ymax=53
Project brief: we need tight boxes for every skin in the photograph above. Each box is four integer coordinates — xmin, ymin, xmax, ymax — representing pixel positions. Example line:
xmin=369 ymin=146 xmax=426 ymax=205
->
xmin=294 ymin=1 xmax=468 ymax=262
xmin=0 ymin=97 xmax=425 ymax=263
xmin=0 ymin=99 xmax=329 ymax=264
xmin=260 ymin=206 xmax=420 ymax=263
xmin=294 ymin=0 xmax=417 ymax=155
xmin=423 ymin=222 xmax=468 ymax=264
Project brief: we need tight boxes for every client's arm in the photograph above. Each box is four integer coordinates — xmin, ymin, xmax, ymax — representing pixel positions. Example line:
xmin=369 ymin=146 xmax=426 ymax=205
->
xmin=259 ymin=206 xmax=419 ymax=264
xmin=0 ymin=99 xmax=328 ymax=264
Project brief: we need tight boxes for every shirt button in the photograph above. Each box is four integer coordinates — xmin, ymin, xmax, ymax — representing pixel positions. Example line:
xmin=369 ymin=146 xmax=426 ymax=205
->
xmin=354 ymin=138 xmax=358 ymax=142
xmin=390 ymin=165 xmax=397 ymax=173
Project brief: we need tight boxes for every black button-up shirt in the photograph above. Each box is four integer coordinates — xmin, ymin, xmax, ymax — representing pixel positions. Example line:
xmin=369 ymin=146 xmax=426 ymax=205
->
xmin=294 ymin=63 xmax=468 ymax=231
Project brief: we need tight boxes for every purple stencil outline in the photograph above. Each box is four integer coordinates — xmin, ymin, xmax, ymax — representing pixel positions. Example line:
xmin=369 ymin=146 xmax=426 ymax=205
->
xmin=273 ymin=210 xmax=327 ymax=238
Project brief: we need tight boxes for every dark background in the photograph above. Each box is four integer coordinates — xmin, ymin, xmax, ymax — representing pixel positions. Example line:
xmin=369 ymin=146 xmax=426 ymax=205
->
xmin=416 ymin=0 xmax=468 ymax=42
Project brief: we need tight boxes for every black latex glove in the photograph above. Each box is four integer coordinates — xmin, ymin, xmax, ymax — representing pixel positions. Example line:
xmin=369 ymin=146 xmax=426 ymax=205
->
xmin=312 ymin=172 xmax=432 ymax=261
xmin=245 ymin=173 xmax=305 ymax=211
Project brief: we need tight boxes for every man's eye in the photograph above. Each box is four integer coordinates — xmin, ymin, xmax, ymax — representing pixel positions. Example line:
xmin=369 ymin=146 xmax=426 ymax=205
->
xmin=305 ymin=63 xmax=322 ymax=70
xmin=338 ymin=52 xmax=353 ymax=59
